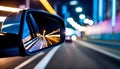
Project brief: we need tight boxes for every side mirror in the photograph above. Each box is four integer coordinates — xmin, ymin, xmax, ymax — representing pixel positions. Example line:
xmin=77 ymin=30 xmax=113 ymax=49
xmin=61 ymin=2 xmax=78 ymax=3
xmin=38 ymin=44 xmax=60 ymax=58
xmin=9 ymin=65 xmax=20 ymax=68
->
xmin=0 ymin=9 xmax=65 ymax=57
xmin=22 ymin=10 xmax=65 ymax=53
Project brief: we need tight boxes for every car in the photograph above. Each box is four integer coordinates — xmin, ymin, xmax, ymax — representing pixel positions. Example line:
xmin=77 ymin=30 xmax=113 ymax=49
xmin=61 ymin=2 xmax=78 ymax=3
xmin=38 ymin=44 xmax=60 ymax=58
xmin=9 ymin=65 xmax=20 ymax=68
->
xmin=65 ymin=35 xmax=73 ymax=42
xmin=0 ymin=9 xmax=65 ymax=57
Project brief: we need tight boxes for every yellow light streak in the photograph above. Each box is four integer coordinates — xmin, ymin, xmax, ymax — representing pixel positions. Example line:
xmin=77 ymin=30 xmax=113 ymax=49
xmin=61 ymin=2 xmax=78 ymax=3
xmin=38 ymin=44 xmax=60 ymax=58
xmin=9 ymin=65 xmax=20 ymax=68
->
xmin=43 ymin=30 xmax=46 ymax=36
xmin=46 ymin=37 xmax=60 ymax=43
xmin=46 ymin=28 xmax=60 ymax=36
xmin=46 ymin=38 xmax=53 ymax=45
xmin=45 ymin=34 xmax=60 ymax=37
xmin=0 ymin=6 xmax=22 ymax=12
xmin=39 ymin=0 xmax=57 ymax=15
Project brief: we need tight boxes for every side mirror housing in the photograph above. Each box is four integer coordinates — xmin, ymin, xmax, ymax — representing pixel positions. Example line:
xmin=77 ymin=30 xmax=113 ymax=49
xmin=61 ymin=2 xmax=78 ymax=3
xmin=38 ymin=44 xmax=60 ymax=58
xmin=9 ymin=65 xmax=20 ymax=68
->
xmin=0 ymin=9 xmax=65 ymax=57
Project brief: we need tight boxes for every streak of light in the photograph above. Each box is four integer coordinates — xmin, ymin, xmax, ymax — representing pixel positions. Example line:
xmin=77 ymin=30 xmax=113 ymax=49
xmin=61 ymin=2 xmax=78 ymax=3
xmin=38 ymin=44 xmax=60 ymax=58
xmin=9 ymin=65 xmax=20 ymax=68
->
xmin=45 ymin=34 xmax=60 ymax=37
xmin=39 ymin=0 xmax=57 ymax=15
xmin=111 ymin=0 xmax=117 ymax=27
xmin=0 ymin=6 xmax=23 ymax=12
xmin=2 ymin=23 xmax=19 ymax=28
xmin=46 ymin=28 xmax=60 ymax=36
xmin=45 ymin=38 xmax=53 ymax=45
xmin=15 ymin=52 xmax=45 ymax=69
xmin=34 ymin=46 xmax=60 ymax=69
xmin=98 ymin=0 xmax=103 ymax=21
xmin=46 ymin=37 xmax=60 ymax=44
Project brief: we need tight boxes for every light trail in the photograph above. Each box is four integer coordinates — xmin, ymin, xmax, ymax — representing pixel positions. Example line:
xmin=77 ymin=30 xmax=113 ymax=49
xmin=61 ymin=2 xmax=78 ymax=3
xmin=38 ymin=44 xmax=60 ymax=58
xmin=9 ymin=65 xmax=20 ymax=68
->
xmin=45 ymin=28 xmax=60 ymax=36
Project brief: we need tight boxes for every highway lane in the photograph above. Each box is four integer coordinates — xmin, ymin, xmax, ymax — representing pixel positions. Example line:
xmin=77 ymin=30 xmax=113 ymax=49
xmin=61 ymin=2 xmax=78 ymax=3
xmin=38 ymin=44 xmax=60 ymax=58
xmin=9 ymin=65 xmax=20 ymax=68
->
xmin=46 ymin=40 xmax=120 ymax=69
xmin=0 ymin=40 xmax=120 ymax=69
xmin=0 ymin=49 xmax=50 ymax=69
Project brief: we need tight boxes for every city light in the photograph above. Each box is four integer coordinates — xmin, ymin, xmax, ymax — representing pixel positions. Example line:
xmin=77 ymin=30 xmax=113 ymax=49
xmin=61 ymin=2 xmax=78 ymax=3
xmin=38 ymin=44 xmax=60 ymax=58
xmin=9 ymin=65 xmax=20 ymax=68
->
xmin=75 ymin=7 xmax=82 ymax=12
xmin=83 ymin=18 xmax=94 ymax=25
xmin=84 ymin=18 xmax=89 ymax=24
xmin=89 ymin=20 xmax=94 ymax=25
xmin=79 ymin=14 xmax=85 ymax=19
xmin=0 ymin=6 xmax=22 ymax=12
xmin=98 ymin=0 xmax=103 ymax=21
xmin=67 ymin=17 xmax=86 ymax=31
xmin=93 ymin=0 xmax=98 ymax=24
xmin=69 ymin=1 xmax=78 ymax=5
xmin=65 ymin=28 xmax=75 ymax=36
xmin=111 ymin=0 xmax=117 ymax=27
xmin=71 ymin=35 xmax=77 ymax=40
xmin=67 ymin=17 xmax=74 ymax=22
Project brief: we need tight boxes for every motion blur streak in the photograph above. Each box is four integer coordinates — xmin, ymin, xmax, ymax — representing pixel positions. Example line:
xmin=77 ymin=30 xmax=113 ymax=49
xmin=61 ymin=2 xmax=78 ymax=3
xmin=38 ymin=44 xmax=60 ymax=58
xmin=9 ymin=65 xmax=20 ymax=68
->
xmin=111 ymin=0 xmax=117 ymax=27
xmin=75 ymin=40 xmax=120 ymax=60
xmin=2 ymin=23 xmax=20 ymax=29
xmin=86 ymin=13 xmax=120 ymax=35
xmin=45 ymin=36 xmax=60 ymax=45
xmin=34 ymin=46 xmax=60 ymax=69
xmin=39 ymin=0 xmax=57 ymax=15
xmin=46 ymin=28 xmax=60 ymax=35
xmin=0 ymin=6 xmax=22 ymax=12
xmin=44 ymin=28 xmax=60 ymax=45
xmin=98 ymin=0 xmax=103 ymax=21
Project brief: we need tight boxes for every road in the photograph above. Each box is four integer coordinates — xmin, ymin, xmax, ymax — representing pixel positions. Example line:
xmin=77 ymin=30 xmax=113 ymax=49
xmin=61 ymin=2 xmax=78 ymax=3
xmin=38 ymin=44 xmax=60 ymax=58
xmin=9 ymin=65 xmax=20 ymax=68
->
xmin=0 ymin=40 xmax=120 ymax=69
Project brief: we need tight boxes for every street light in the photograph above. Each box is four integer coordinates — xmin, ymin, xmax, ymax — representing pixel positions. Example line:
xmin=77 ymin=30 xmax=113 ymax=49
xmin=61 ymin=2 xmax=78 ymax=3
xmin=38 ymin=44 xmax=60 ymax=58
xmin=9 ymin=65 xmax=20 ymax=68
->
xmin=83 ymin=18 xmax=94 ymax=25
xmin=69 ymin=1 xmax=78 ymax=5
xmin=75 ymin=7 xmax=82 ymax=12
xmin=67 ymin=17 xmax=86 ymax=31
xmin=89 ymin=20 xmax=94 ymax=25
xmin=83 ymin=18 xmax=89 ymax=24
xmin=79 ymin=14 xmax=85 ymax=19
xmin=67 ymin=17 xmax=74 ymax=22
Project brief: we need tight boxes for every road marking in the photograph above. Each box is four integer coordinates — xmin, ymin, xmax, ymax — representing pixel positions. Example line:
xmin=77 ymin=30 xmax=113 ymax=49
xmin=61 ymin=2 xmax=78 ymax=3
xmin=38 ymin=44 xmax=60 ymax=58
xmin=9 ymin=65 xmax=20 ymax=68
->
xmin=76 ymin=40 xmax=120 ymax=60
xmin=14 ymin=52 xmax=45 ymax=69
xmin=34 ymin=46 xmax=60 ymax=69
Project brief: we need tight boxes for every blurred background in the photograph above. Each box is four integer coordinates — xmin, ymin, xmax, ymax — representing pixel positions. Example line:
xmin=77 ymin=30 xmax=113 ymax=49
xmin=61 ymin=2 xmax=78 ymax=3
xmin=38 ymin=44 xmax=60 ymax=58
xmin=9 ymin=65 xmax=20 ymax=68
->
xmin=0 ymin=0 xmax=120 ymax=69
xmin=0 ymin=0 xmax=120 ymax=41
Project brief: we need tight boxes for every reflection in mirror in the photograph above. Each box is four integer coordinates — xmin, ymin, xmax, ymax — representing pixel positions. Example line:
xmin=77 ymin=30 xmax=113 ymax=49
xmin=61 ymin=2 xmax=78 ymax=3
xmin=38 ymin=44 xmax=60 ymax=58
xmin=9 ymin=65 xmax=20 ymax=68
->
xmin=35 ymin=14 xmax=61 ymax=49
xmin=23 ymin=12 xmax=61 ymax=53
xmin=41 ymin=28 xmax=60 ymax=48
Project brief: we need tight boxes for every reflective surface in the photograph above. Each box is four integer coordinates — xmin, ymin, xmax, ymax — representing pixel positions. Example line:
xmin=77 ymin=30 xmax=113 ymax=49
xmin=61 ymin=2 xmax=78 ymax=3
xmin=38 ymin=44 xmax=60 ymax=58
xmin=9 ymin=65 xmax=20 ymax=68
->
xmin=23 ymin=12 xmax=61 ymax=52
xmin=0 ymin=0 xmax=120 ymax=69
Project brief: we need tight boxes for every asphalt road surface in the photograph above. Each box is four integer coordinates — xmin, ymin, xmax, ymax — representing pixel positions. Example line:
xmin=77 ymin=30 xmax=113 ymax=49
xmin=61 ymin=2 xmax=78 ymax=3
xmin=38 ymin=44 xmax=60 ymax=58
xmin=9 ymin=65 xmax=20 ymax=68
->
xmin=0 ymin=40 xmax=120 ymax=69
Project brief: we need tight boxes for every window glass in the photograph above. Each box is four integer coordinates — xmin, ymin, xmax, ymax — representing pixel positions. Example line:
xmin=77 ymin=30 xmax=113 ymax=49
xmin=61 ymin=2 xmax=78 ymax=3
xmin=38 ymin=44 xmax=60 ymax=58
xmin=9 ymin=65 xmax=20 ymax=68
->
xmin=2 ymin=13 xmax=21 ymax=34
xmin=22 ymin=21 xmax=32 ymax=44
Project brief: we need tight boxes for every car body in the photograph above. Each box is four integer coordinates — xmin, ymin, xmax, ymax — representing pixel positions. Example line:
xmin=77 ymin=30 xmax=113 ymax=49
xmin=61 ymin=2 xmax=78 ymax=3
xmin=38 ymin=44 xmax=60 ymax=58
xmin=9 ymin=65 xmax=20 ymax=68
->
xmin=0 ymin=9 xmax=65 ymax=57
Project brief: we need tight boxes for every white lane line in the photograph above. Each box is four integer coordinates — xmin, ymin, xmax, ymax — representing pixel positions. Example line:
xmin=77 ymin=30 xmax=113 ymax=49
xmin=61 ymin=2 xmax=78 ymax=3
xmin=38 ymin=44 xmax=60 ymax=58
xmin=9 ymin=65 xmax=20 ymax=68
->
xmin=34 ymin=46 xmax=60 ymax=69
xmin=14 ymin=52 xmax=45 ymax=69
xmin=76 ymin=40 xmax=120 ymax=60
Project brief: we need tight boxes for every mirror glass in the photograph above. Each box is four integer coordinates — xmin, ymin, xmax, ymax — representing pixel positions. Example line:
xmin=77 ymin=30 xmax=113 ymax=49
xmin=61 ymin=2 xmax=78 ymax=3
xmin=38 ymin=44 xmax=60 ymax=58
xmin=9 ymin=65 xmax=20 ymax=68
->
xmin=23 ymin=11 xmax=62 ymax=53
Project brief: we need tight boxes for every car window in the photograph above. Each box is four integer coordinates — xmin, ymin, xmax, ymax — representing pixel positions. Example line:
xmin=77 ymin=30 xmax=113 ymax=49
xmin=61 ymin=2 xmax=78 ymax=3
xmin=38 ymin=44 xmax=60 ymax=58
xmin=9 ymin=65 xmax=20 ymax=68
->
xmin=1 ymin=12 xmax=22 ymax=34
xmin=22 ymin=20 xmax=32 ymax=44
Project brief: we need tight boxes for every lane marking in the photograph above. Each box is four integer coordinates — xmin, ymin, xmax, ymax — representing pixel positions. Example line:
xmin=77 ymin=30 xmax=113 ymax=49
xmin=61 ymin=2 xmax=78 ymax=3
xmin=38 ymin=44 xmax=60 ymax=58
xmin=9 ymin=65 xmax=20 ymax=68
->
xmin=14 ymin=52 xmax=45 ymax=69
xmin=34 ymin=46 xmax=60 ymax=69
xmin=76 ymin=40 xmax=120 ymax=60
